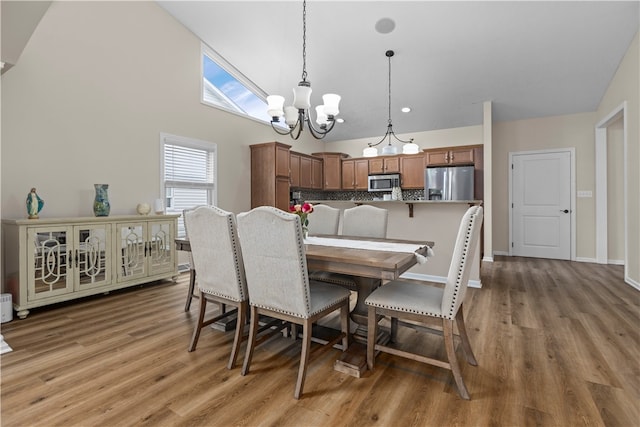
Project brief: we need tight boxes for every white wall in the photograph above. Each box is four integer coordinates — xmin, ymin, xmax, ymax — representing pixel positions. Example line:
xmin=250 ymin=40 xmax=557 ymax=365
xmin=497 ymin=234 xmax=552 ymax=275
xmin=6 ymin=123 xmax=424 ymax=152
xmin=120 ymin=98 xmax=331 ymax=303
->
xmin=492 ymin=112 xmax=597 ymax=258
xmin=0 ymin=1 xmax=316 ymax=220
xmin=596 ymin=32 xmax=639 ymax=286
xmin=607 ymin=117 xmax=625 ymax=263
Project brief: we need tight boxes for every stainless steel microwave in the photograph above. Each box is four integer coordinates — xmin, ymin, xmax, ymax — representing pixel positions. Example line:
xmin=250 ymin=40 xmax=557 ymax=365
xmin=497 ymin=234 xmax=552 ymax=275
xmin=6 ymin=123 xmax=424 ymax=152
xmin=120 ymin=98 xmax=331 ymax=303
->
xmin=368 ymin=173 xmax=400 ymax=192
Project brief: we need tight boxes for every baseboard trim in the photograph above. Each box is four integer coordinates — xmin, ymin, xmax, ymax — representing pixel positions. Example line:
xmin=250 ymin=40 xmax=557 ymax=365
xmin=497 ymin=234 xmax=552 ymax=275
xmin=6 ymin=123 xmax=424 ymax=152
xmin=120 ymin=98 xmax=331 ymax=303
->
xmin=575 ymin=257 xmax=597 ymax=263
xmin=483 ymin=256 xmax=494 ymax=263
xmin=607 ymin=259 xmax=625 ymax=265
xmin=399 ymin=272 xmax=482 ymax=288
xmin=625 ymin=276 xmax=640 ymax=291
xmin=493 ymin=251 xmax=509 ymax=256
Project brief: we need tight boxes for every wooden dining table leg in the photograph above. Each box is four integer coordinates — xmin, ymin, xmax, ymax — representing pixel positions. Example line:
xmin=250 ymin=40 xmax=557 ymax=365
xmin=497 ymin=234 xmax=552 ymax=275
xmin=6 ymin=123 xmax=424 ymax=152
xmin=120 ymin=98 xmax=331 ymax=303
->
xmin=350 ymin=276 xmax=383 ymax=342
xmin=333 ymin=276 xmax=386 ymax=377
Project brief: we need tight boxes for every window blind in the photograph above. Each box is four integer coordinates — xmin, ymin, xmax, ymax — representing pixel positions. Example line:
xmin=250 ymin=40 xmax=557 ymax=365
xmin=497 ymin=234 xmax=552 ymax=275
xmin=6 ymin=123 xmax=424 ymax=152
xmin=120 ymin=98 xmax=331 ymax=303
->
xmin=162 ymin=137 xmax=216 ymax=238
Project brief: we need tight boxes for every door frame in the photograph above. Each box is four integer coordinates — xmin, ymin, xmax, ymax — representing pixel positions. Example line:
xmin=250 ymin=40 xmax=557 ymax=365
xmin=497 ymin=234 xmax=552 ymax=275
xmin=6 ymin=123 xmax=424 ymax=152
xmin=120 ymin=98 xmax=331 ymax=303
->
xmin=508 ymin=148 xmax=576 ymax=260
xmin=595 ymin=102 xmax=629 ymax=281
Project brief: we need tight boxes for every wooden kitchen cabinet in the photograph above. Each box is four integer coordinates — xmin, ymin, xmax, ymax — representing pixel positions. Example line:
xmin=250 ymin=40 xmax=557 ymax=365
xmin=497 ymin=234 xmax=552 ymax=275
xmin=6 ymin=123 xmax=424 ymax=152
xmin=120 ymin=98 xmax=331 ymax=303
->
xmin=369 ymin=156 xmax=400 ymax=174
xmin=290 ymin=153 xmax=301 ymax=187
xmin=290 ymin=152 xmax=323 ymax=190
xmin=311 ymin=157 xmax=323 ymax=189
xmin=425 ymin=146 xmax=475 ymax=166
xmin=251 ymin=142 xmax=291 ymax=211
xmin=312 ymin=152 xmax=349 ymax=190
xmin=399 ymin=154 xmax=426 ymax=189
xmin=299 ymin=156 xmax=312 ymax=188
xmin=424 ymin=144 xmax=484 ymax=200
xmin=342 ymin=158 xmax=369 ymax=190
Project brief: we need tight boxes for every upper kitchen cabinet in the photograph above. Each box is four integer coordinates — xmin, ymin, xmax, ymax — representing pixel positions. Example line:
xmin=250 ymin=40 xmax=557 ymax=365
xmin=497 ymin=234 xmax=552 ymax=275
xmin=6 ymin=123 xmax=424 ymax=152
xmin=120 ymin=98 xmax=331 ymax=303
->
xmin=311 ymin=157 xmax=323 ymax=190
xmin=303 ymin=155 xmax=323 ymax=189
xmin=290 ymin=152 xmax=323 ymax=190
xmin=312 ymin=153 xmax=349 ymax=190
xmin=425 ymin=146 xmax=476 ymax=166
xmin=399 ymin=154 xmax=426 ymax=189
xmin=369 ymin=156 xmax=400 ymax=174
xmin=299 ymin=155 xmax=313 ymax=188
xmin=290 ymin=152 xmax=301 ymax=188
xmin=424 ymin=144 xmax=484 ymax=200
xmin=342 ymin=158 xmax=369 ymax=190
xmin=251 ymin=142 xmax=291 ymax=211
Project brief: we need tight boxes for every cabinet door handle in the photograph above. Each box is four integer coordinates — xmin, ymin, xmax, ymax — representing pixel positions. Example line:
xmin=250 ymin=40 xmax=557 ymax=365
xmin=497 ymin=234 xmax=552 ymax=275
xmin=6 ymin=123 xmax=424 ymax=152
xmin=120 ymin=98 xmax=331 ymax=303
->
xmin=68 ymin=250 xmax=73 ymax=269
xmin=75 ymin=249 xmax=79 ymax=268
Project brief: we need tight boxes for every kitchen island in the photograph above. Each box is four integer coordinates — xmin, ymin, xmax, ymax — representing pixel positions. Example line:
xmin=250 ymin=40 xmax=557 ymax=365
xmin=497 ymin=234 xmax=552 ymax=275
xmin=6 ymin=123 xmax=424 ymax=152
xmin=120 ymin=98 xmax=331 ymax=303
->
xmin=306 ymin=200 xmax=483 ymax=287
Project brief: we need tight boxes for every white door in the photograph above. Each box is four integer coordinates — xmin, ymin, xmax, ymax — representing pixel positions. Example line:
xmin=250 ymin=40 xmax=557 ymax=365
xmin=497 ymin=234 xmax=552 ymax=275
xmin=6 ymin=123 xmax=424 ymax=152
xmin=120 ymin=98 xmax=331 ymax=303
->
xmin=511 ymin=151 xmax=572 ymax=260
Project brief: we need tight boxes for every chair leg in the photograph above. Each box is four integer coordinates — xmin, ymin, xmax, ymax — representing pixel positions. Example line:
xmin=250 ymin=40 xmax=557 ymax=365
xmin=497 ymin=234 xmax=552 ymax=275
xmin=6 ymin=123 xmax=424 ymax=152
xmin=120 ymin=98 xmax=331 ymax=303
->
xmin=184 ymin=269 xmax=196 ymax=312
xmin=390 ymin=317 xmax=398 ymax=343
xmin=294 ymin=319 xmax=312 ymax=400
xmin=188 ymin=295 xmax=207 ymax=352
xmin=227 ymin=301 xmax=247 ymax=370
xmin=455 ymin=306 xmax=477 ymax=366
xmin=367 ymin=305 xmax=377 ymax=370
xmin=340 ymin=303 xmax=350 ymax=351
xmin=443 ymin=319 xmax=470 ymax=400
xmin=241 ymin=306 xmax=259 ymax=376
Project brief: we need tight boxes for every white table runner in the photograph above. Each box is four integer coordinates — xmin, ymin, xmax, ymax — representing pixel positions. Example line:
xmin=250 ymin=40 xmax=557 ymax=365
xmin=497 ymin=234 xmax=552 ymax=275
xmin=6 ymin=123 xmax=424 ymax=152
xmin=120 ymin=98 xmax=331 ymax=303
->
xmin=304 ymin=236 xmax=434 ymax=264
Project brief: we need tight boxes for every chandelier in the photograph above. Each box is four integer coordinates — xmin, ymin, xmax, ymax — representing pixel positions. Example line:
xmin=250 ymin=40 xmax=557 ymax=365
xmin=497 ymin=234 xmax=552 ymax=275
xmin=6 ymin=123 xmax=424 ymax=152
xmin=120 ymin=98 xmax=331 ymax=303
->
xmin=362 ymin=50 xmax=419 ymax=157
xmin=266 ymin=0 xmax=341 ymax=140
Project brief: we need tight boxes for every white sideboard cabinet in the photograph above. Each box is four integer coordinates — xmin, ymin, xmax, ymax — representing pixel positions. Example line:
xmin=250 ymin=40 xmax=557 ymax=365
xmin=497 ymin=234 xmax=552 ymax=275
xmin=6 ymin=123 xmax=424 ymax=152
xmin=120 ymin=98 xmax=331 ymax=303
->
xmin=2 ymin=215 xmax=180 ymax=319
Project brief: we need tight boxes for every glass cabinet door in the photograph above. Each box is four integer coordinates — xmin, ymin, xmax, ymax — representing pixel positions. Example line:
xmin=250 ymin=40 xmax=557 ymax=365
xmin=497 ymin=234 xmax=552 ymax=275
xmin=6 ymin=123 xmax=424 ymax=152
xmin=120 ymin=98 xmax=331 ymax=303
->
xmin=117 ymin=223 xmax=147 ymax=282
xmin=148 ymin=220 xmax=175 ymax=275
xmin=27 ymin=226 xmax=74 ymax=299
xmin=74 ymin=224 xmax=112 ymax=290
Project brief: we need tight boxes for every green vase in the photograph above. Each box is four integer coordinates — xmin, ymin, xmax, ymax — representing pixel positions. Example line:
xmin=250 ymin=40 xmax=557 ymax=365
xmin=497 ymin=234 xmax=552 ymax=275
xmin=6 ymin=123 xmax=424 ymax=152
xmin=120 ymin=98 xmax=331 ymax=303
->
xmin=93 ymin=184 xmax=110 ymax=217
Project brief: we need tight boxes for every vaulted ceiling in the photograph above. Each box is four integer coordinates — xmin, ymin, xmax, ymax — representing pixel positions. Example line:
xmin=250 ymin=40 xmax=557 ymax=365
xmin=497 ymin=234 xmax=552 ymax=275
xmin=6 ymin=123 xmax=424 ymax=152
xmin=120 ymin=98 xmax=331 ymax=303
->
xmin=158 ymin=1 xmax=639 ymax=142
xmin=3 ymin=1 xmax=637 ymax=143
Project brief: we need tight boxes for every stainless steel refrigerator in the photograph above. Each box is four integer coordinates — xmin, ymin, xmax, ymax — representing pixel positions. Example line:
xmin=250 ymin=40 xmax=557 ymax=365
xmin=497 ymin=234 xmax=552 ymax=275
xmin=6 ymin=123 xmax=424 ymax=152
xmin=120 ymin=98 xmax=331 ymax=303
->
xmin=424 ymin=165 xmax=475 ymax=200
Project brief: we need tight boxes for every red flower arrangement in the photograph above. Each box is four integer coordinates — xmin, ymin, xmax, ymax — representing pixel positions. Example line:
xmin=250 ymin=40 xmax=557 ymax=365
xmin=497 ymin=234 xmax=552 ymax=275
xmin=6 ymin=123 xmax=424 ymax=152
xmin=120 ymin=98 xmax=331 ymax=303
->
xmin=289 ymin=202 xmax=314 ymax=234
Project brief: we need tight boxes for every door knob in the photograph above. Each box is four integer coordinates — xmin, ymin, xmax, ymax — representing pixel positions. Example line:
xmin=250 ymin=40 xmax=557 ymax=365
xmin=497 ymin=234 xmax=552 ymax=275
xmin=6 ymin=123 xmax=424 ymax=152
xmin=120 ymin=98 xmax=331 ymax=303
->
xmin=561 ymin=209 xmax=569 ymax=213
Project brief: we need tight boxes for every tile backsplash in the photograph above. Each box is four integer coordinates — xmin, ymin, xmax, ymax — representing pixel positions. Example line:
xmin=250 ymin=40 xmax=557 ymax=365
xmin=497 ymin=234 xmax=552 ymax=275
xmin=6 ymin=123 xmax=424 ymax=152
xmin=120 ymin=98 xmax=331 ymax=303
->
xmin=293 ymin=189 xmax=424 ymax=202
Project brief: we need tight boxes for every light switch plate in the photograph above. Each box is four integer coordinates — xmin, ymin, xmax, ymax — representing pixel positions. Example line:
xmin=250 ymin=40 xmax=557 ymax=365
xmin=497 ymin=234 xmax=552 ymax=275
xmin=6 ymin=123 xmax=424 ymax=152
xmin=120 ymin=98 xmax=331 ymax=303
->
xmin=578 ymin=190 xmax=593 ymax=198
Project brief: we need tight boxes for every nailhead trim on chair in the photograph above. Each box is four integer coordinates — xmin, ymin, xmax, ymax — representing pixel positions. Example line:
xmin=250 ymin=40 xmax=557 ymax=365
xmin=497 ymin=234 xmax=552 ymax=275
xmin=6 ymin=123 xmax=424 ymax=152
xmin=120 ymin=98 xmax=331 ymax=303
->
xmin=227 ymin=213 xmax=248 ymax=301
xmin=251 ymin=285 xmax=347 ymax=319
xmin=447 ymin=207 xmax=479 ymax=319
xmin=200 ymin=288 xmax=244 ymax=303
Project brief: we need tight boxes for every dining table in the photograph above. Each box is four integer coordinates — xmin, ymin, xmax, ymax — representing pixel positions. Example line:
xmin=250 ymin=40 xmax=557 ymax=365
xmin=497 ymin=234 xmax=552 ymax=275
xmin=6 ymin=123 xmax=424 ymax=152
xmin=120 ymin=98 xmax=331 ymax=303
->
xmin=174 ymin=234 xmax=434 ymax=377
xmin=304 ymin=235 xmax=434 ymax=376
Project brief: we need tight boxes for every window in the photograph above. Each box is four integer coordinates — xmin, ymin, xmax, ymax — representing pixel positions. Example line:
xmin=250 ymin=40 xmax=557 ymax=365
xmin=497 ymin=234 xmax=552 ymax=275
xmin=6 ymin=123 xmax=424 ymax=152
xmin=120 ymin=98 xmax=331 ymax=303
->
xmin=201 ymin=44 xmax=272 ymax=124
xmin=161 ymin=133 xmax=217 ymax=238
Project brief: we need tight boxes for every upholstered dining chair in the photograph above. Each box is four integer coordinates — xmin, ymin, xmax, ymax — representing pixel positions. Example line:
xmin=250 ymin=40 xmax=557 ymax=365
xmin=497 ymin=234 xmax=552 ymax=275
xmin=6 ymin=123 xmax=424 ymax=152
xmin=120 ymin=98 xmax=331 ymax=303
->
xmin=236 ymin=206 xmax=351 ymax=399
xmin=184 ymin=206 xmax=249 ymax=370
xmin=306 ymin=204 xmax=340 ymax=236
xmin=365 ymin=205 xmax=483 ymax=400
xmin=342 ymin=204 xmax=388 ymax=238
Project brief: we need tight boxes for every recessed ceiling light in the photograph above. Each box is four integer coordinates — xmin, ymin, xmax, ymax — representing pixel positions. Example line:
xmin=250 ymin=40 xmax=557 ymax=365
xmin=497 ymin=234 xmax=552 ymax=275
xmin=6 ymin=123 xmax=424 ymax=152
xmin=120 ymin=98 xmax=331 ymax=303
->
xmin=401 ymin=107 xmax=411 ymax=113
xmin=336 ymin=118 xmax=344 ymax=123
xmin=375 ymin=18 xmax=395 ymax=34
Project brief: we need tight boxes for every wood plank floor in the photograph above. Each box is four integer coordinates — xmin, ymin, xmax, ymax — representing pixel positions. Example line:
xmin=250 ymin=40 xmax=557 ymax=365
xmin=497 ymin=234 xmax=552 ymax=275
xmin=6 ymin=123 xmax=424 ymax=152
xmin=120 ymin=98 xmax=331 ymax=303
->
xmin=1 ymin=256 xmax=638 ymax=426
